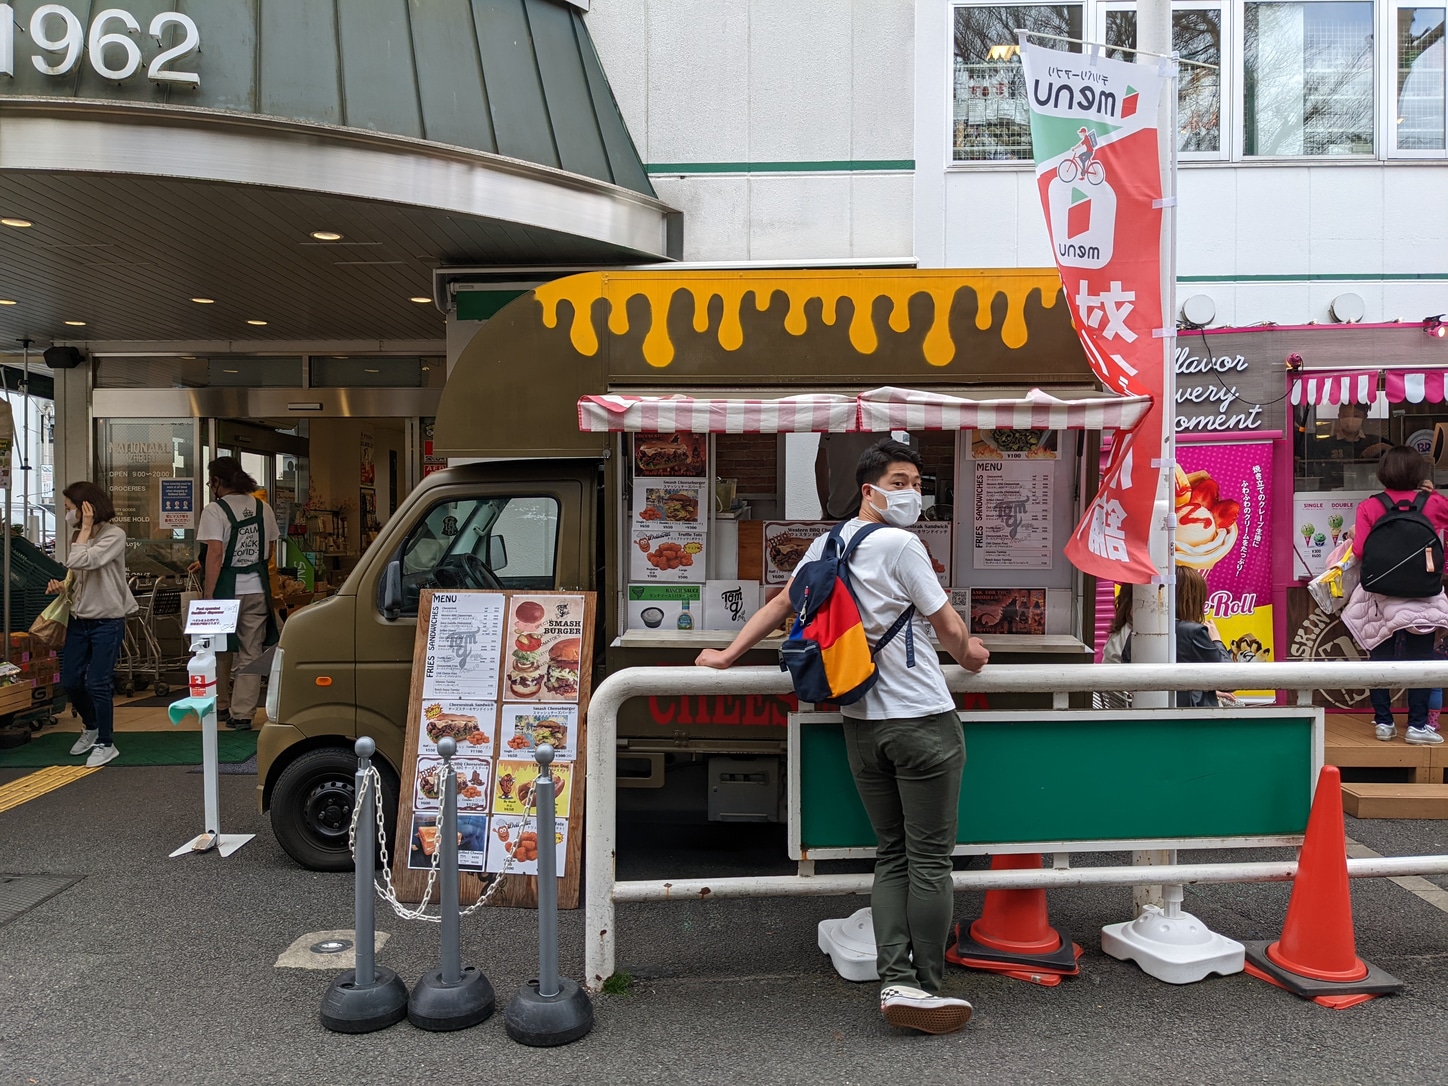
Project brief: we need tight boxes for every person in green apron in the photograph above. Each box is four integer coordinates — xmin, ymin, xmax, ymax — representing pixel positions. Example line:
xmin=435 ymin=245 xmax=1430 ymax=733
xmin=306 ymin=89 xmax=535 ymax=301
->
xmin=199 ymin=456 xmax=280 ymax=730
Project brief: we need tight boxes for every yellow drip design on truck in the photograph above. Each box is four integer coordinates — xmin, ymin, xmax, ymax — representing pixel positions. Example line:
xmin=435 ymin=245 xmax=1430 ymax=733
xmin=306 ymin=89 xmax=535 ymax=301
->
xmin=534 ymin=269 xmax=1064 ymax=368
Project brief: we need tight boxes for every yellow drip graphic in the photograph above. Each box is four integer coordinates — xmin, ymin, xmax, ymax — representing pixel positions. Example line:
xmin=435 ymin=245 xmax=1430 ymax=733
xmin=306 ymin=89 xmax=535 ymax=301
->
xmin=535 ymin=270 xmax=1062 ymax=369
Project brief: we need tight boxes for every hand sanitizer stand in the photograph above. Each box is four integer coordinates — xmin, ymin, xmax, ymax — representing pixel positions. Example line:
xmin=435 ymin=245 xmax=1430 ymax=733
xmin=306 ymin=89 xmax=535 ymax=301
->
xmin=168 ymin=599 xmax=254 ymax=858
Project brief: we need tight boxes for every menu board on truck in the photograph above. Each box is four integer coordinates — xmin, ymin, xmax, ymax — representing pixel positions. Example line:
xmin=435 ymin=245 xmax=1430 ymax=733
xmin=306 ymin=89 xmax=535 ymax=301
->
xmin=763 ymin=521 xmax=833 ymax=584
xmin=393 ymin=589 xmax=596 ymax=909
xmin=972 ymin=460 xmax=1054 ymax=570
xmin=906 ymin=523 xmax=952 ymax=588
xmin=629 ymin=431 xmax=709 ymax=585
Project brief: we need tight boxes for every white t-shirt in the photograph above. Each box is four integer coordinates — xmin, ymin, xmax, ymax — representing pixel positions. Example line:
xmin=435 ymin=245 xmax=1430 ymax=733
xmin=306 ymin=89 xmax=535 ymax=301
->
xmin=198 ymin=493 xmax=279 ymax=596
xmin=797 ymin=519 xmax=953 ymax=721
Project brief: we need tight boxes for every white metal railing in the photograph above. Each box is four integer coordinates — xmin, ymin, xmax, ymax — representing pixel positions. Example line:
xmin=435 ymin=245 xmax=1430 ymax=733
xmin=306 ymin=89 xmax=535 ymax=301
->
xmin=583 ymin=661 xmax=1448 ymax=990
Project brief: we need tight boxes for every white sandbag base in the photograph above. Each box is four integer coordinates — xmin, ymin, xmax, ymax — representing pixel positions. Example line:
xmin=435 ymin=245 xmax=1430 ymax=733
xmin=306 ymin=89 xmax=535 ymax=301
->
xmin=1101 ymin=894 xmax=1245 ymax=985
xmin=817 ymin=907 xmax=879 ymax=982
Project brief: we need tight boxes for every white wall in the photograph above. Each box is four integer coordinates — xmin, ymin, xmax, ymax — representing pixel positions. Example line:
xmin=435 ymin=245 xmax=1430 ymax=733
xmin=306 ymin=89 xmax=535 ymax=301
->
xmin=588 ymin=0 xmax=917 ymax=262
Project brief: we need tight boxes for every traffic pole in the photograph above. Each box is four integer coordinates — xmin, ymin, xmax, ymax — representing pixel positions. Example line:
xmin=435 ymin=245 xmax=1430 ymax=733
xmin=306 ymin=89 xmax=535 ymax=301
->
xmin=505 ymin=743 xmax=594 ymax=1046
xmin=320 ymin=737 xmax=409 ymax=1033
xmin=408 ymin=736 xmax=495 ymax=1031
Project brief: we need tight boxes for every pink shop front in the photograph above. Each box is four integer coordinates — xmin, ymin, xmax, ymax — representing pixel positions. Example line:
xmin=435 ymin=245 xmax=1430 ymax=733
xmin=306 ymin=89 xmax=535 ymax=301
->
xmin=1094 ymin=321 xmax=1448 ymax=711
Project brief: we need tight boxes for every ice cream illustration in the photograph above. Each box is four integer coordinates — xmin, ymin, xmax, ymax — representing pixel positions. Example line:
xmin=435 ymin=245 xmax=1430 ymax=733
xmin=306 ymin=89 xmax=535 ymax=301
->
xmin=1329 ymin=513 xmax=1344 ymax=545
xmin=1300 ymin=522 xmax=1316 ymax=548
xmin=1314 ymin=533 xmax=1327 ymax=547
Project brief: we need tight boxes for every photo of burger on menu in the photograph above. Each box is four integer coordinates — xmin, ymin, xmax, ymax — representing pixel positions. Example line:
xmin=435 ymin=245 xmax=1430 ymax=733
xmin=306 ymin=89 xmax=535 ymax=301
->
xmin=503 ymin=596 xmax=585 ymax=703
xmin=633 ymin=433 xmax=706 ymax=478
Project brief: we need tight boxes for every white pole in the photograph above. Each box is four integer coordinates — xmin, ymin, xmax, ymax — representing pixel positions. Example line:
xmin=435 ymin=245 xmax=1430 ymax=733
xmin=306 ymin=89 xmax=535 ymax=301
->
xmin=1129 ymin=0 xmax=1179 ymax=708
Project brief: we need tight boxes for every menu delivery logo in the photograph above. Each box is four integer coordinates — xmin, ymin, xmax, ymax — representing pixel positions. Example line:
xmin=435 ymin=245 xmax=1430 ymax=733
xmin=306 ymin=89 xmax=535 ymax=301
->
xmin=1049 ymin=182 xmax=1116 ymax=269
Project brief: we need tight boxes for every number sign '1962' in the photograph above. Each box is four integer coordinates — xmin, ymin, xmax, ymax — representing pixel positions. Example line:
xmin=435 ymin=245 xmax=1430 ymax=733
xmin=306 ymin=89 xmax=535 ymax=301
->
xmin=0 ymin=4 xmax=199 ymax=86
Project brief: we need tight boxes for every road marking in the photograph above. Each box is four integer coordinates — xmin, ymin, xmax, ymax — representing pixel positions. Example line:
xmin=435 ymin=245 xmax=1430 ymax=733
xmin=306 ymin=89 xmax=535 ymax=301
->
xmin=0 ymin=766 xmax=100 ymax=814
xmin=1347 ymin=836 xmax=1448 ymax=915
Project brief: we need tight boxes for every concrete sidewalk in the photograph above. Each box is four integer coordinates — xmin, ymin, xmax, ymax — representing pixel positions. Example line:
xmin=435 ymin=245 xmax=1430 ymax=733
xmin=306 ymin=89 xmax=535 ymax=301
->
xmin=2 ymin=764 xmax=1448 ymax=1085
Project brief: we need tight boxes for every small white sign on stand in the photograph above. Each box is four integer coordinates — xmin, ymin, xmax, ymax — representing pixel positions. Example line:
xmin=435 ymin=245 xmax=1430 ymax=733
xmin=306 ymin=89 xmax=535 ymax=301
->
xmin=170 ymin=599 xmax=254 ymax=859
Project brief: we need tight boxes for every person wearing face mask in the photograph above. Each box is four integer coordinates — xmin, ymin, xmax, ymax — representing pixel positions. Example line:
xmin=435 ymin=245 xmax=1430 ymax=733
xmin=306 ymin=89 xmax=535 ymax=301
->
xmin=697 ymin=439 xmax=988 ymax=1035
xmin=45 ymin=481 xmax=137 ymax=767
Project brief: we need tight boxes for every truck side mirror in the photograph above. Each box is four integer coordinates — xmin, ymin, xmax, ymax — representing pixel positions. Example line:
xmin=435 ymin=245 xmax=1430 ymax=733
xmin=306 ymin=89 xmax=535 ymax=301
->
xmin=381 ymin=559 xmax=403 ymax=621
xmin=488 ymin=536 xmax=508 ymax=572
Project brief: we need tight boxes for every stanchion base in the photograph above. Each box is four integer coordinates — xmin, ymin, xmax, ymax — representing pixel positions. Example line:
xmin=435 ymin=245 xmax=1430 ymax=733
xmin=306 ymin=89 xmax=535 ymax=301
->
xmin=407 ymin=965 xmax=495 ymax=1032
xmin=1101 ymin=906 xmax=1245 ymax=984
xmin=504 ymin=978 xmax=594 ymax=1047
xmin=320 ymin=967 xmax=410 ymax=1034
xmin=169 ymin=833 xmax=254 ymax=858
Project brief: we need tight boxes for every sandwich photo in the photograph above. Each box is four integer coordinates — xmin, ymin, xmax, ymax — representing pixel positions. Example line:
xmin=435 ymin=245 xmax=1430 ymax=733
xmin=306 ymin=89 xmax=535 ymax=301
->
xmin=544 ymin=637 xmax=581 ymax=699
xmin=423 ymin=706 xmax=485 ymax=746
xmin=766 ymin=533 xmax=815 ymax=573
xmin=507 ymin=632 xmax=546 ymax=698
xmin=634 ymin=433 xmax=705 ymax=476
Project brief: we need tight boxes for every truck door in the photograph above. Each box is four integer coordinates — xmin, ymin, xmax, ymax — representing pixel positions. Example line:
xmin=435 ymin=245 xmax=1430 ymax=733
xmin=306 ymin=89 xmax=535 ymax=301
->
xmin=355 ymin=471 xmax=592 ymax=747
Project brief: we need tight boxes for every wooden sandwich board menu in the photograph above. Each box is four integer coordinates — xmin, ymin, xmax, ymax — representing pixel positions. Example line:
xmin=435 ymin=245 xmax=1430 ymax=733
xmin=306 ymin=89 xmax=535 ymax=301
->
xmin=392 ymin=589 xmax=596 ymax=910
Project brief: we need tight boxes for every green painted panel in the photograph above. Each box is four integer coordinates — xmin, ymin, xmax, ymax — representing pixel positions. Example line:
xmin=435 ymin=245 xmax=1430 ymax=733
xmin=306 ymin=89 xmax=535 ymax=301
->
xmin=799 ymin=713 xmax=1316 ymax=851
xmin=576 ymin=12 xmax=653 ymax=196
xmin=409 ymin=0 xmax=496 ymax=152
xmin=456 ymin=290 xmax=526 ymax=321
xmin=338 ymin=0 xmax=423 ymax=137
xmin=472 ymin=0 xmax=559 ymax=168
xmin=259 ymin=0 xmax=341 ymax=125
xmin=528 ymin=0 xmax=610 ymax=183
xmin=171 ymin=0 xmax=259 ymax=113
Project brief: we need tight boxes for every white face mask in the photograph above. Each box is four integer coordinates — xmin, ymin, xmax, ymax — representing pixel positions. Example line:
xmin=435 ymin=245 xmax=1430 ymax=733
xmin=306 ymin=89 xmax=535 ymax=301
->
xmin=868 ymin=485 xmax=922 ymax=528
xmin=64 ymin=508 xmax=78 ymax=526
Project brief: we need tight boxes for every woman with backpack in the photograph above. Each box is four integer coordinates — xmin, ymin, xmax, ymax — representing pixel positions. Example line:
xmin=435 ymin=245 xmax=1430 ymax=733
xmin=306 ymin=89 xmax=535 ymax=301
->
xmin=1341 ymin=445 xmax=1448 ymax=745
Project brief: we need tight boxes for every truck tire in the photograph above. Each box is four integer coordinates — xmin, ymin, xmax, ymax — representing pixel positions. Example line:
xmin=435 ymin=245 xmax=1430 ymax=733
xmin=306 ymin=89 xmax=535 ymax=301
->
xmin=271 ymin=746 xmax=399 ymax=872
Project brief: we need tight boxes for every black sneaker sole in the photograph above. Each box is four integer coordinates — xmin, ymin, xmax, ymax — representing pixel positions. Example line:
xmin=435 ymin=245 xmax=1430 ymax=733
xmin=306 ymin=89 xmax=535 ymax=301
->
xmin=882 ymin=1001 xmax=973 ymax=1034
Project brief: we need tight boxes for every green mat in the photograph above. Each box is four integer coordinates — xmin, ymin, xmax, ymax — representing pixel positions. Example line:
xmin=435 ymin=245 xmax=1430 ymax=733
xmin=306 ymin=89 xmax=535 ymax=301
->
xmin=0 ymin=730 xmax=259 ymax=768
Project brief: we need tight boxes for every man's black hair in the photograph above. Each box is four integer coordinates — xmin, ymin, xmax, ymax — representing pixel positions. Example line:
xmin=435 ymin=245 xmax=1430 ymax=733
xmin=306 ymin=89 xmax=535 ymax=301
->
xmin=855 ymin=438 xmax=924 ymax=490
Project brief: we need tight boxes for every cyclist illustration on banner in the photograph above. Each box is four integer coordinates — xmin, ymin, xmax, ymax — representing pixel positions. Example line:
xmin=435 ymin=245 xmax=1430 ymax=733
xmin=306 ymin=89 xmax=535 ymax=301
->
xmin=1058 ymin=127 xmax=1104 ymax=184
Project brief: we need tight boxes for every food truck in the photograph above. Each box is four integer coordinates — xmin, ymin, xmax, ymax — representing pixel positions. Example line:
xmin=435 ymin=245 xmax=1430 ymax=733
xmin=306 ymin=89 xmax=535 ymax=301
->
xmin=258 ymin=267 xmax=1148 ymax=870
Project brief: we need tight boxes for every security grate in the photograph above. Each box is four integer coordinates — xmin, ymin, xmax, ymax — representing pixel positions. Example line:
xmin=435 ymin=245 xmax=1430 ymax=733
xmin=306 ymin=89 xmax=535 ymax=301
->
xmin=0 ymin=874 xmax=82 ymax=928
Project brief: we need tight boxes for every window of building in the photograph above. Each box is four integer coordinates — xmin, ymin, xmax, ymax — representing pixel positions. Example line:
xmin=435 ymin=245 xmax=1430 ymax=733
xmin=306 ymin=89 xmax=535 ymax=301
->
xmin=1102 ymin=4 xmax=1226 ymax=155
xmin=390 ymin=494 xmax=559 ymax=616
xmin=1244 ymin=1 xmax=1375 ymax=156
xmin=309 ymin=356 xmax=446 ymax=388
xmin=1395 ymin=6 xmax=1447 ymax=152
xmin=952 ymin=4 xmax=1084 ymax=162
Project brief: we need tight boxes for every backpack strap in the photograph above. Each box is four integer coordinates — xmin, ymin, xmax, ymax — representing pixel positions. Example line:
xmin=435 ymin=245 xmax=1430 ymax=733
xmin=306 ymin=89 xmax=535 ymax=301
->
xmin=839 ymin=521 xmax=886 ymax=561
xmin=872 ymin=604 xmax=917 ymax=668
xmin=1376 ymin=492 xmax=1397 ymax=514
xmin=1412 ymin=489 xmax=1431 ymax=513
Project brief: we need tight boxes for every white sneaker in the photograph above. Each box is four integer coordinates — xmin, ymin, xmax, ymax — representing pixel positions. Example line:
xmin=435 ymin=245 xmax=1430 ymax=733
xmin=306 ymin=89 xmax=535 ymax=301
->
xmin=879 ymin=985 xmax=973 ymax=1034
xmin=1374 ymin=722 xmax=1396 ymax=741
xmin=1407 ymin=726 xmax=1444 ymax=746
xmin=69 ymin=728 xmax=99 ymax=756
xmin=85 ymin=743 xmax=119 ymax=768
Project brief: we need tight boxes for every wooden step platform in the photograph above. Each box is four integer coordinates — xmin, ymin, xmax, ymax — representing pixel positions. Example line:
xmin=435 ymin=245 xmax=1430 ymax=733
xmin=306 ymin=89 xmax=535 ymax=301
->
xmin=1325 ymin=714 xmax=1446 ymax=785
xmin=1342 ymin=783 xmax=1448 ymax=819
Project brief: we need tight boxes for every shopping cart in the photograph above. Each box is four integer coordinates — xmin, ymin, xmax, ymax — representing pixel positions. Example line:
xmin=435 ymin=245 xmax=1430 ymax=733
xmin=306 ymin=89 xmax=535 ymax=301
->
xmin=118 ymin=573 xmax=195 ymax=697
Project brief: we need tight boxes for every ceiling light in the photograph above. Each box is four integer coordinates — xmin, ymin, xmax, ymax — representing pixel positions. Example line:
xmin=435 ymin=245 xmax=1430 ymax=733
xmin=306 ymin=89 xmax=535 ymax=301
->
xmin=1 ymin=218 xmax=32 ymax=228
xmin=0 ymin=299 xmax=15 ymax=306
xmin=310 ymin=231 xmax=343 ymax=241
xmin=64 ymin=320 xmax=86 ymax=326
xmin=364 ymin=368 xmax=380 ymax=374
xmin=222 ymin=368 xmax=239 ymax=374
xmin=191 ymin=297 xmax=215 ymax=304
xmin=409 ymin=296 xmax=431 ymax=304
xmin=247 ymin=319 xmax=268 ymax=326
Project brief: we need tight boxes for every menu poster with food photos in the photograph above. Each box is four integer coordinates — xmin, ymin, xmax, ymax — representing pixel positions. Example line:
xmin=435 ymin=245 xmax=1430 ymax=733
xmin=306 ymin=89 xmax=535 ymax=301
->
xmin=393 ymin=589 xmax=596 ymax=910
xmin=763 ymin=521 xmax=834 ymax=584
xmin=905 ymin=523 xmax=952 ymax=589
xmin=631 ymin=530 xmax=707 ymax=582
xmin=630 ymin=432 xmax=709 ymax=583
xmin=633 ymin=480 xmax=706 ymax=531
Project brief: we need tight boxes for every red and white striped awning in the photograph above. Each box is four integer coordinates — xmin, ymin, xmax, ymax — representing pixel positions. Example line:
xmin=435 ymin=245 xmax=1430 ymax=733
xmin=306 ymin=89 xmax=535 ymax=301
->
xmin=1385 ymin=369 xmax=1448 ymax=404
xmin=854 ymin=386 xmax=1153 ymax=432
xmin=577 ymin=393 xmax=858 ymax=433
xmin=1290 ymin=370 xmax=1379 ymax=406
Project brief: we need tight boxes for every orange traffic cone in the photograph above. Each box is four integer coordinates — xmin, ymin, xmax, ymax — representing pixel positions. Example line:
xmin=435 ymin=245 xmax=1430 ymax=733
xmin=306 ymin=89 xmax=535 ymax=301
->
xmin=946 ymin=854 xmax=1082 ymax=987
xmin=1244 ymin=765 xmax=1404 ymax=1009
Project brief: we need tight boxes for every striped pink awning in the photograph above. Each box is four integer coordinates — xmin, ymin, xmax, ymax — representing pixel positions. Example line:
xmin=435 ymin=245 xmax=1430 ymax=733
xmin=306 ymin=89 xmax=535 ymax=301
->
xmin=854 ymin=386 xmax=1153 ymax=432
xmin=577 ymin=393 xmax=858 ymax=433
xmin=1290 ymin=370 xmax=1379 ymax=406
xmin=1384 ymin=370 xmax=1448 ymax=404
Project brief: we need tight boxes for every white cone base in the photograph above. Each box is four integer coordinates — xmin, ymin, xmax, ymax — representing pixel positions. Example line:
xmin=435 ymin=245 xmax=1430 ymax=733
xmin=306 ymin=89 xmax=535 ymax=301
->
xmin=1101 ymin=905 xmax=1245 ymax=984
xmin=170 ymin=833 xmax=255 ymax=858
xmin=818 ymin=907 xmax=879 ymax=982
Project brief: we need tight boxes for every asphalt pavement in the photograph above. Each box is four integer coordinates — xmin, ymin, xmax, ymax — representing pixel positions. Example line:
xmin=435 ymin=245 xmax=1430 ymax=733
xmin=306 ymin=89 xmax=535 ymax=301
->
xmin=3 ymin=763 xmax=1448 ymax=1086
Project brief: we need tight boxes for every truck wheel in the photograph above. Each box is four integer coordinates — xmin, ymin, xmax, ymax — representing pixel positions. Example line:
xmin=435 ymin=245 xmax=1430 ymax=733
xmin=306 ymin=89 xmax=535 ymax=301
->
xmin=271 ymin=747 xmax=399 ymax=871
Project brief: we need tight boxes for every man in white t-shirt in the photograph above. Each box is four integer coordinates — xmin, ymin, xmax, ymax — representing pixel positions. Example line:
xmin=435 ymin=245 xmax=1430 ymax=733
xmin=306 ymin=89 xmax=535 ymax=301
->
xmin=199 ymin=456 xmax=280 ymax=730
xmin=699 ymin=439 xmax=988 ymax=1035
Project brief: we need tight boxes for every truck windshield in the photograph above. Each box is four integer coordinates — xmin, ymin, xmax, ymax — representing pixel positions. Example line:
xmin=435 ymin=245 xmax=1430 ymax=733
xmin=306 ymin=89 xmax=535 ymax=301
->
xmin=390 ymin=495 xmax=560 ymax=615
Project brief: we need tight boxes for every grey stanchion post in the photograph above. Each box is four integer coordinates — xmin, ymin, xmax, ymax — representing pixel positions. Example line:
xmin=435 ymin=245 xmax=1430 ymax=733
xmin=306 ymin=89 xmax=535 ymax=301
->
xmin=319 ymin=737 xmax=409 ymax=1033
xmin=408 ymin=736 xmax=496 ymax=1031
xmin=504 ymin=743 xmax=594 ymax=1046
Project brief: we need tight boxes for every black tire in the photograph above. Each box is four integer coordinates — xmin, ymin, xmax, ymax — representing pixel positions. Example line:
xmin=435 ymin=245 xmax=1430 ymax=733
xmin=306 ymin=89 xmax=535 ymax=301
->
xmin=154 ymin=683 xmax=170 ymax=697
xmin=271 ymin=746 xmax=400 ymax=872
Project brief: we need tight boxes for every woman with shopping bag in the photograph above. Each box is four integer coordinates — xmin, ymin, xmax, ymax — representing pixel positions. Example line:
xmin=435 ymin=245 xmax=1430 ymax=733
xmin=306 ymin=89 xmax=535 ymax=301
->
xmin=44 ymin=482 xmax=136 ymax=767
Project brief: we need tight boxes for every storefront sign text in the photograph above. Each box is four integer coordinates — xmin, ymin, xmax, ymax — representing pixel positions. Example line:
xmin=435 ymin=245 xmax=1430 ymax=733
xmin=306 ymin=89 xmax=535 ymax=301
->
xmin=1175 ymin=346 xmax=1273 ymax=433
xmin=0 ymin=5 xmax=199 ymax=86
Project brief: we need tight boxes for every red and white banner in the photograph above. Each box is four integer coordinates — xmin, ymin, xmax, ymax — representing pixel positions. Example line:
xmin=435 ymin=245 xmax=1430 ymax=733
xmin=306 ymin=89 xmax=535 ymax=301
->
xmin=1021 ymin=42 xmax=1172 ymax=583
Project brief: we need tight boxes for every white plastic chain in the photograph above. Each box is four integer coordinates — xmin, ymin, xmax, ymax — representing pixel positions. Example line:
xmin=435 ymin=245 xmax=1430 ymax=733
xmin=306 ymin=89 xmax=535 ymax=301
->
xmin=347 ymin=762 xmax=536 ymax=922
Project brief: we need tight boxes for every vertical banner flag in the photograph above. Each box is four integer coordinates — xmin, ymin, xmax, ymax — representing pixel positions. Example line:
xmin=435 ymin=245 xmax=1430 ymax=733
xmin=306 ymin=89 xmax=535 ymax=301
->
xmin=1020 ymin=42 xmax=1170 ymax=582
